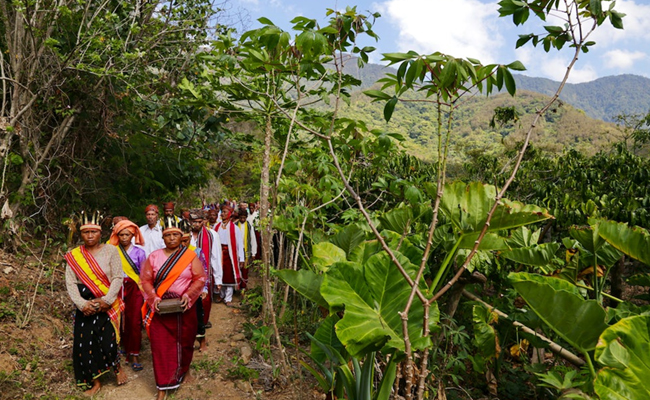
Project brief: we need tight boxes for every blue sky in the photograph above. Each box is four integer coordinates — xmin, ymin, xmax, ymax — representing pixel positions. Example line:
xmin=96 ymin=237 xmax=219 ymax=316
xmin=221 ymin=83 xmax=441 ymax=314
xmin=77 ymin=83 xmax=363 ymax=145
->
xmin=235 ymin=0 xmax=650 ymax=83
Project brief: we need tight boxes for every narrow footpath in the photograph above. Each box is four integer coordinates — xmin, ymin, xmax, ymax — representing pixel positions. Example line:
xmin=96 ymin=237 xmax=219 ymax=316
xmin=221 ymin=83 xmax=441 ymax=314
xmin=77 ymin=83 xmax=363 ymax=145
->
xmin=99 ymin=292 xmax=254 ymax=400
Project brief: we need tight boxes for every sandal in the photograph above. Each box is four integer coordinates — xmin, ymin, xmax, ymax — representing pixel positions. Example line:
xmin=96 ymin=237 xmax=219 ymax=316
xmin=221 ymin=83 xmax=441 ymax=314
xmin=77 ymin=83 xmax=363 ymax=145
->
xmin=132 ymin=362 xmax=143 ymax=372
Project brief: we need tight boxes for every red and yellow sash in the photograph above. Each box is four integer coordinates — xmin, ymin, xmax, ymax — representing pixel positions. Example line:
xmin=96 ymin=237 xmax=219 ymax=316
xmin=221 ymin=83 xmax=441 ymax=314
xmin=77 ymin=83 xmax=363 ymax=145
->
xmin=65 ymin=246 xmax=125 ymax=343
xmin=141 ymin=247 xmax=196 ymax=336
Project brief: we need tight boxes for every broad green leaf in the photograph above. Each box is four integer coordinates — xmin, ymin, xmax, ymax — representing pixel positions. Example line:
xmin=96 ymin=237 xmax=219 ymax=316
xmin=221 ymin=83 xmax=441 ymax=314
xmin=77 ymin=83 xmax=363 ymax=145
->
xmin=383 ymin=96 xmax=398 ymax=122
xmin=440 ymin=182 xmax=553 ymax=237
xmin=379 ymin=207 xmax=413 ymax=234
xmin=311 ymin=315 xmax=347 ymax=364
xmin=363 ymin=89 xmax=392 ymax=101
xmin=506 ymin=60 xmax=527 ymax=71
xmin=321 ymin=251 xmax=436 ymax=356
xmin=275 ymin=269 xmax=327 ymax=308
xmin=509 ymin=272 xmax=608 ymax=352
xmin=330 ymin=224 xmax=366 ymax=258
xmin=501 ymin=242 xmax=561 ymax=267
xmin=503 ymin=67 xmax=517 ymax=95
xmin=312 ymin=242 xmax=347 ymax=271
xmin=590 ymin=0 xmax=603 ymax=16
xmin=594 ymin=316 xmax=650 ymax=400
xmin=381 ymin=230 xmax=425 ymax=270
xmin=597 ymin=220 xmax=650 ymax=265
xmin=257 ymin=16 xmax=275 ymax=25
xmin=473 ymin=305 xmax=500 ymax=360
xmin=458 ymin=232 xmax=509 ymax=251
xmin=507 ymin=227 xmax=541 ymax=247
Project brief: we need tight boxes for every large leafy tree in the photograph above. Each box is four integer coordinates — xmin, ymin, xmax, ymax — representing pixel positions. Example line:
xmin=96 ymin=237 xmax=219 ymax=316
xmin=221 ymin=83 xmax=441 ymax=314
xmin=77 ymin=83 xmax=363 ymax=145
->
xmin=0 ymin=0 xmax=226 ymax=231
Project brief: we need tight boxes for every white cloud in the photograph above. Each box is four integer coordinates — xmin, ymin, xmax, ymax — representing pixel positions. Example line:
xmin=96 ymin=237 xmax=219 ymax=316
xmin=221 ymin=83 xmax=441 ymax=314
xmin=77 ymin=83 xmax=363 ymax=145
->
xmin=538 ymin=56 xmax=598 ymax=83
xmin=603 ymin=49 xmax=646 ymax=69
xmin=590 ymin=0 xmax=650 ymax=45
xmin=377 ymin=0 xmax=503 ymax=63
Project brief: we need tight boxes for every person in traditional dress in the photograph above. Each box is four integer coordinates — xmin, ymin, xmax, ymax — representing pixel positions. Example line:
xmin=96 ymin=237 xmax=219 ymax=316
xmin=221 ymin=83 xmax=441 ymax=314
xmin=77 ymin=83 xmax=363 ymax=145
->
xmin=64 ymin=211 xmax=127 ymax=395
xmin=159 ymin=201 xmax=181 ymax=228
xmin=181 ymin=209 xmax=191 ymax=221
xmin=235 ymin=209 xmax=257 ymax=291
xmin=214 ymin=204 xmax=245 ymax=306
xmin=140 ymin=204 xmax=165 ymax=256
xmin=140 ymin=217 xmax=206 ymax=400
xmin=248 ymin=202 xmax=262 ymax=262
xmin=179 ymin=219 xmax=209 ymax=352
xmin=205 ymin=208 xmax=219 ymax=229
xmin=109 ymin=219 xmax=146 ymax=371
xmin=188 ymin=209 xmax=221 ymax=325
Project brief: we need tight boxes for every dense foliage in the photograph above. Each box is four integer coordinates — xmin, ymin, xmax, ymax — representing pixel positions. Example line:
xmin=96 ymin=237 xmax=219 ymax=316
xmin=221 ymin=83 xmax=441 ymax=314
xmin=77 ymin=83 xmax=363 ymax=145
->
xmin=3 ymin=1 xmax=650 ymax=400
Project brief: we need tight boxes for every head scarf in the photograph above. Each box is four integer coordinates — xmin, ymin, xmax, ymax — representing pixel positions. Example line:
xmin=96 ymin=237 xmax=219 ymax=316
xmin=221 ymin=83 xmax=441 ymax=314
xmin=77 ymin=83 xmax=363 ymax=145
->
xmin=145 ymin=204 xmax=159 ymax=214
xmin=163 ymin=201 xmax=175 ymax=210
xmin=189 ymin=208 xmax=205 ymax=220
xmin=109 ymin=219 xmax=145 ymax=246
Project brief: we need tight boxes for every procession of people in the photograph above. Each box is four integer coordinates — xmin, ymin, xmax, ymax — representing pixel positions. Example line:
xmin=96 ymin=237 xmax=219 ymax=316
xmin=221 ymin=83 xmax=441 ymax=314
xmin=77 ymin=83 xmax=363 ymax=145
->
xmin=63 ymin=201 xmax=259 ymax=398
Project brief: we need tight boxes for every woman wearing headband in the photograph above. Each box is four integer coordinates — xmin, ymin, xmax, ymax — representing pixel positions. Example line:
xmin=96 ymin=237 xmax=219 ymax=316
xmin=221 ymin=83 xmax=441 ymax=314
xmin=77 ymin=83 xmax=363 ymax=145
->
xmin=140 ymin=217 xmax=206 ymax=400
xmin=64 ymin=211 xmax=127 ymax=395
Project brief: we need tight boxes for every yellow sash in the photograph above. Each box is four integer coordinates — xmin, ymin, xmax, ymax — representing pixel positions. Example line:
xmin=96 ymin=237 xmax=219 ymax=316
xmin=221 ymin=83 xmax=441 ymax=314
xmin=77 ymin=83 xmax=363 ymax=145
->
xmin=117 ymin=247 xmax=140 ymax=284
xmin=67 ymin=247 xmax=124 ymax=343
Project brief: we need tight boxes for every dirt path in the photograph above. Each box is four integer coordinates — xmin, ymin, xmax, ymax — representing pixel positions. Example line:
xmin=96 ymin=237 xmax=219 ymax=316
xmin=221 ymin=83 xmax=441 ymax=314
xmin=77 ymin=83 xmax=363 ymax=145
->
xmin=97 ymin=293 xmax=255 ymax=400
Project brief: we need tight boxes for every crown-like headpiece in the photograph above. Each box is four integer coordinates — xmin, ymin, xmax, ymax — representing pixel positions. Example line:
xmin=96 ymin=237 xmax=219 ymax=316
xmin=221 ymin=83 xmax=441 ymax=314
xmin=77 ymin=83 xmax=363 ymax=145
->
xmin=80 ymin=210 xmax=103 ymax=231
xmin=161 ymin=216 xmax=182 ymax=233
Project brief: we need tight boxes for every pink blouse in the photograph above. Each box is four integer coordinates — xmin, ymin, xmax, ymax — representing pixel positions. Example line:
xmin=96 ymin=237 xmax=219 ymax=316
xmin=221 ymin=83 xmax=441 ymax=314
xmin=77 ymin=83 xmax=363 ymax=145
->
xmin=140 ymin=248 xmax=206 ymax=309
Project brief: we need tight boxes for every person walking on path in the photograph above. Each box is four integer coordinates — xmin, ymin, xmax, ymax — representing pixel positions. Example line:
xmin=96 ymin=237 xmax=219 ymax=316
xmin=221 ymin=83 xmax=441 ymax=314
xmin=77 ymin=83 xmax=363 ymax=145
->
xmin=213 ymin=204 xmax=244 ymax=306
xmin=140 ymin=217 xmax=206 ymax=400
xmin=235 ymin=209 xmax=257 ymax=291
xmin=64 ymin=211 xmax=127 ymax=395
xmin=140 ymin=205 xmax=165 ymax=256
xmin=109 ymin=219 xmax=146 ymax=371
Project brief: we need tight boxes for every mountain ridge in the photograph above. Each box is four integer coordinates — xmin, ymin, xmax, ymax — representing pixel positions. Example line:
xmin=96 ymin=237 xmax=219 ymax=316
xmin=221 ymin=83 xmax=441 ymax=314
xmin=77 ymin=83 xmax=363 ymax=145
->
xmin=342 ymin=58 xmax=650 ymax=122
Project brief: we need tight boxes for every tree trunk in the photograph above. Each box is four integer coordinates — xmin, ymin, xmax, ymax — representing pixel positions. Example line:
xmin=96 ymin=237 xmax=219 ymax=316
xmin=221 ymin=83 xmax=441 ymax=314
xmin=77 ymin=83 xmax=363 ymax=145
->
xmin=259 ymin=113 xmax=273 ymax=319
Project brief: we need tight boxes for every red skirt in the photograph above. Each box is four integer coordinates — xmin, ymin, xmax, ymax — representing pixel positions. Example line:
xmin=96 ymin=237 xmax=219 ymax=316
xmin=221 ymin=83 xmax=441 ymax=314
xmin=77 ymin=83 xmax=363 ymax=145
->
xmin=121 ymin=278 xmax=144 ymax=356
xmin=149 ymin=303 xmax=197 ymax=390
xmin=221 ymin=246 xmax=241 ymax=287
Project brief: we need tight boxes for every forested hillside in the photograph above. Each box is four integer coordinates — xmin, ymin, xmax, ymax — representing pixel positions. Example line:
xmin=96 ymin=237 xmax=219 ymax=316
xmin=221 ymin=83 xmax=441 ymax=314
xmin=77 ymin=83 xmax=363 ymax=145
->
xmin=515 ymin=74 xmax=650 ymax=121
xmin=344 ymin=61 xmax=650 ymax=123
xmin=339 ymin=85 xmax=619 ymax=167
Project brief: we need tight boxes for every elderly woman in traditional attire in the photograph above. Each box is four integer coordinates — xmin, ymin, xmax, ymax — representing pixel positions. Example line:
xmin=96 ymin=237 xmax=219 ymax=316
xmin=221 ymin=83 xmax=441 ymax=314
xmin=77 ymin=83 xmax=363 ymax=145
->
xmin=140 ymin=217 xmax=206 ymax=400
xmin=109 ymin=219 xmax=146 ymax=371
xmin=64 ymin=211 xmax=127 ymax=395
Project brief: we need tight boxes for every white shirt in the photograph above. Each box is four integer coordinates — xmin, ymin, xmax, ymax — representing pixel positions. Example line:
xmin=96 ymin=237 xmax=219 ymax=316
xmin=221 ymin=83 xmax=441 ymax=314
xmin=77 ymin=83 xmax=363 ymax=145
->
xmin=139 ymin=223 xmax=165 ymax=256
xmin=236 ymin=220 xmax=257 ymax=258
xmin=247 ymin=210 xmax=259 ymax=227
xmin=217 ymin=222 xmax=245 ymax=263
xmin=190 ymin=228 xmax=222 ymax=287
xmin=213 ymin=222 xmax=245 ymax=286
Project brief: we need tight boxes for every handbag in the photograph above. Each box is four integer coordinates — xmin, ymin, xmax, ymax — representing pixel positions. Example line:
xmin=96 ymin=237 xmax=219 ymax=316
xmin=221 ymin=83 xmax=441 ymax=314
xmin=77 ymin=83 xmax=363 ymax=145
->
xmin=157 ymin=298 xmax=183 ymax=314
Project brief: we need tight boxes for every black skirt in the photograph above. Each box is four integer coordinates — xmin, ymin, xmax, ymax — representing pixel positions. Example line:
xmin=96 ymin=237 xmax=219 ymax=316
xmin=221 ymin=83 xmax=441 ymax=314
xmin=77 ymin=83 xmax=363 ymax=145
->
xmin=72 ymin=284 xmax=119 ymax=390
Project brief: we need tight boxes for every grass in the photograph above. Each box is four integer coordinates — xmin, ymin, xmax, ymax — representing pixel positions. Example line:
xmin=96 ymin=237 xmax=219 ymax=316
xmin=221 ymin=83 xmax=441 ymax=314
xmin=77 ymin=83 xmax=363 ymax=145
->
xmin=192 ymin=357 xmax=224 ymax=374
